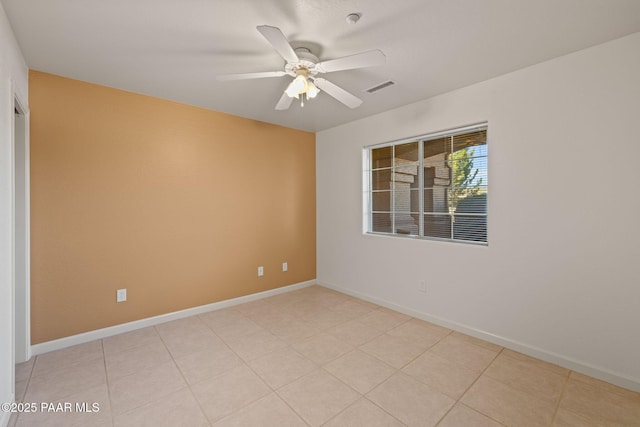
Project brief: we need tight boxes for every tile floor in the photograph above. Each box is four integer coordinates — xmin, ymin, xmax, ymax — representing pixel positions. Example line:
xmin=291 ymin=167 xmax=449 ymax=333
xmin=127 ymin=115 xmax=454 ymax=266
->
xmin=8 ymin=285 xmax=640 ymax=426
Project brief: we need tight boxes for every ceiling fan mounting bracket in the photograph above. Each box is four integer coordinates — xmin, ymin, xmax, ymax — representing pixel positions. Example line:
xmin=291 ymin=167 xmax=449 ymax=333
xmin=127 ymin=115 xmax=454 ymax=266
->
xmin=293 ymin=47 xmax=319 ymax=63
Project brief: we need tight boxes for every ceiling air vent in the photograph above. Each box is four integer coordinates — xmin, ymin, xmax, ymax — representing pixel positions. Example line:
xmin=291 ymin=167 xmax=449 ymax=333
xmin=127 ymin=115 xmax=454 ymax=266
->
xmin=365 ymin=80 xmax=395 ymax=94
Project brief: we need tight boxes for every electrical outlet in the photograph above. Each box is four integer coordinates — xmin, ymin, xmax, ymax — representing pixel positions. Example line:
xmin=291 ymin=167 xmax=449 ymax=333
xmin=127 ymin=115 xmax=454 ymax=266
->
xmin=282 ymin=262 xmax=288 ymax=272
xmin=418 ymin=281 xmax=427 ymax=293
xmin=116 ymin=288 xmax=127 ymax=302
xmin=258 ymin=266 xmax=264 ymax=277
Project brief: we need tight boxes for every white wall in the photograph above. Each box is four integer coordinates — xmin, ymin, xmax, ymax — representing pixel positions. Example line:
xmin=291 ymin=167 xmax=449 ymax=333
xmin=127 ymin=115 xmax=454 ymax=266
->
xmin=0 ymin=3 xmax=28 ymax=426
xmin=317 ymin=32 xmax=640 ymax=391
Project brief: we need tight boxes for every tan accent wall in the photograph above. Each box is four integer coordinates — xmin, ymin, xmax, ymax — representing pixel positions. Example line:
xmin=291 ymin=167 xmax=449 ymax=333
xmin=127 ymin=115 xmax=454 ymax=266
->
xmin=29 ymin=71 xmax=316 ymax=344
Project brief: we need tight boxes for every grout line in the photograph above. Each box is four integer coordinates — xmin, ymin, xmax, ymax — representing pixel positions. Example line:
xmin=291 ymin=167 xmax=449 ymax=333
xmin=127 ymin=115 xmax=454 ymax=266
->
xmin=459 ymin=402 xmax=506 ymax=426
xmin=549 ymin=369 xmax=571 ymax=426
xmin=238 ymin=339 xmax=289 ymax=397
xmin=464 ymin=345 xmax=504 ymax=387
xmin=162 ymin=310 xmax=306 ymax=425
xmin=106 ymin=324 xmax=207 ymax=421
xmin=263 ymin=295 xmax=381 ymax=425
xmin=13 ymin=356 xmax=36 ymax=426
xmin=401 ymin=328 xmax=454 ymax=370
xmin=362 ymin=395 xmax=408 ymax=426
xmin=321 ymin=393 xmax=406 ymax=427
xmin=270 ymin=369 xmax=315 ymax=427
xmin=318 ymin=326 xmax=422 ymax=426
xmin=290 ymin=365 xmax=362 ymax=425
xmin=319 ymin=361 xmax=366 ymax=395
xmin=24 ymin=357 xmax=36 ymax=397
xmin=155 ymin=323 xmax=213 ymax=425
xmin=272 ymin=388 xmax=312 ymax=427
xmin=99 ymin=339 xmax=115 ymax=427
xmin=256 ymin=354 xmax=317 ymax=427
xmin=443 ymin=346 xmax=505 ymax=424
xmin=431 ymin=398 xmax=456 ymax=425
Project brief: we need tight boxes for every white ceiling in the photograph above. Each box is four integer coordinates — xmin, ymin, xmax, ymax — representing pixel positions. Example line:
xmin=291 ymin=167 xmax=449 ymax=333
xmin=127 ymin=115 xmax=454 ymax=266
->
xmin=3 ymin=0 xmax=640 ymax=132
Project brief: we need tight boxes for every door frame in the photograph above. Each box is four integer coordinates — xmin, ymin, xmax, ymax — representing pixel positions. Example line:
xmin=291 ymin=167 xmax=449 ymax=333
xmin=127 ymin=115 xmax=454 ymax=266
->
xmin=13 ymin=87 xmax=30 ymax=365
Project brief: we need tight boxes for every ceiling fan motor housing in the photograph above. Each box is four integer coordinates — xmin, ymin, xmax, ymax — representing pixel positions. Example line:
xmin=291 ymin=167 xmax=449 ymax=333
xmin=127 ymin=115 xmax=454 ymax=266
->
xmin=285 ymin=47 xmax=320 ymax=77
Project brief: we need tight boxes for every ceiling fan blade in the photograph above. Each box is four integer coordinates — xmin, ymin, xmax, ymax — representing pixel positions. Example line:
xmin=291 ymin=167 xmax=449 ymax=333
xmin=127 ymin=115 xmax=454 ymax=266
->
xmin=256 ymin=25 xmax=299 ymax=64
xmin=314 ymin=78 xmax=362 ymax=109
xmin=316 ymin=49 xmax=386 ymax=73
xmin=216 ymin=71 xmax=286 ymax=81
xmin=275 ymin=92 xmax=294 ymax=110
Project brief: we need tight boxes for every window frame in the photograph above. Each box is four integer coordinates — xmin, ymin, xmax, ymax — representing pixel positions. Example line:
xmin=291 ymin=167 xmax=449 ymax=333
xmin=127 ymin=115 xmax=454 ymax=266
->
xmin=363 ymin=123 xmax=488 ymax=245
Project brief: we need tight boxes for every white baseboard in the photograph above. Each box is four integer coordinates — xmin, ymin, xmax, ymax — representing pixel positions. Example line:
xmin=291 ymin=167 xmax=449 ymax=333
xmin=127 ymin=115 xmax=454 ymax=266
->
xmin=31 ymin=280 xmax=316 ymax=356
xmin=319 ymin=281 xmax=640 ymax=393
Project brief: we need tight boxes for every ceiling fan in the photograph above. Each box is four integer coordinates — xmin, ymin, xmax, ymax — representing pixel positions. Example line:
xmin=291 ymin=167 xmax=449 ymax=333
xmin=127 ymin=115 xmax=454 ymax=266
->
xmin=216 ymin=25 xmax=386 ymax=110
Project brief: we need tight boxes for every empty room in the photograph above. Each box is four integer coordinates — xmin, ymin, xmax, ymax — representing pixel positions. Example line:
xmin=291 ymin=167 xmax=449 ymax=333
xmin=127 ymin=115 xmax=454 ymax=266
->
xmin=1 ymin=0 xmax=640 ymax=426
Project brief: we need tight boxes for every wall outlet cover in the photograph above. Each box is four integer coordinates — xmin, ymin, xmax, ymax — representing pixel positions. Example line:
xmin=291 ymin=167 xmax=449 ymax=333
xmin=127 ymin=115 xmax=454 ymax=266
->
xmin=419 ymin=281 xmax=427 ymax=293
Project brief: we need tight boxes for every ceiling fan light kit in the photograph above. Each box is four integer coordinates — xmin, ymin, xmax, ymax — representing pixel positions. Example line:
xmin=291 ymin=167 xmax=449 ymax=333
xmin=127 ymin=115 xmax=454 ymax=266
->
xmin=285 ymin=69 xmax=319 ymax=97
xmin=216 ymin=25 xmax=386 ymax=110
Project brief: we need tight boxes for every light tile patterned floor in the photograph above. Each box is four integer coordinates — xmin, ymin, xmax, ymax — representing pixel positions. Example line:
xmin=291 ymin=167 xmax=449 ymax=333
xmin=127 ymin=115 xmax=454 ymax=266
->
xmin=9 ymin=285 xmax=640 ymax=426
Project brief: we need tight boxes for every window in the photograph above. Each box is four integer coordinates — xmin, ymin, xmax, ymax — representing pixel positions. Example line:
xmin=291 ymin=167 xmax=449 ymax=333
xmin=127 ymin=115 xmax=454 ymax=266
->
xmin=364 ymin=124 xmax=488 ymax=244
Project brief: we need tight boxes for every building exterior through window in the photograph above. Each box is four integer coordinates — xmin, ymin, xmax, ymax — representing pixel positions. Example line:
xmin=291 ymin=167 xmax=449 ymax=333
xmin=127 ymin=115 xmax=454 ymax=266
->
xmin=365 ymin=124 xmax=488 ymax=244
